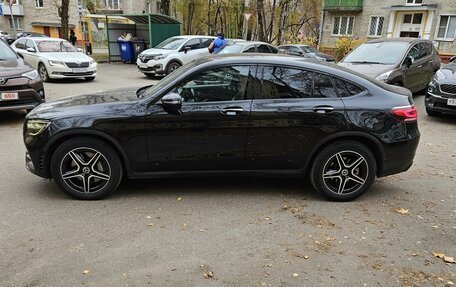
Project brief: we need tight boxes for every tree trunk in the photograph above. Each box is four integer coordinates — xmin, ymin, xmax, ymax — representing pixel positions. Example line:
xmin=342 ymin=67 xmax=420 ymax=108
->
xmin=60 ymin=0 xmax=70 ymax=40
xmin=186 ymin=0 xmax=195 ymax=34
xmin=161 ymin=0 xmax=170 ymax=15
xmin=256 ymin=0 xmax=266 ymax=42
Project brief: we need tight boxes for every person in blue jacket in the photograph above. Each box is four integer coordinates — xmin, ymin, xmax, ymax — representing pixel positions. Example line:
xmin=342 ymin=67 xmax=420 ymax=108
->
xmin=208 ymin=33 xmax=227 ymax=54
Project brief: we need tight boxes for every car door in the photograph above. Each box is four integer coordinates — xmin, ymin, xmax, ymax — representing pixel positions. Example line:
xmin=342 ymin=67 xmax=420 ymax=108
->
xmin=402 ymin=43 xmax=425 ymax=92
xmin=145 ymin=65 xmax=257 ymax=172
xmin=179 ymin=38 xmax=204 ymax=64
xmin=245 ymin=65 xmax=347 ymax=170
xmin=24 ymin=39 xmax=39 ymax=69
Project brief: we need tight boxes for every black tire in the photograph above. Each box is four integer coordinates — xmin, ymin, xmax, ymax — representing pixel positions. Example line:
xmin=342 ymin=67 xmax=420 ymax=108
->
xmin=310 ymin=141 xmax=377 ymax=201
xmin=85 ymin=76 xmax=95 ymax=81
xmin=38 ymin=63 xmax=49 ymax=82
xmin=166 ymin=61 xmax=181 ymax=75
xmin=50 ymin=137 xmax=123 ymax=200
xmin=426 ymin=107 xmax=441 ymax=117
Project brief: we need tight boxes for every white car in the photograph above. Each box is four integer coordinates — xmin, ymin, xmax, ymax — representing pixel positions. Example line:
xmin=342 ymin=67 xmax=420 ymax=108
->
xmin=11 ymin=37 xmax=97 ymax=82
xmin=137 ymin=35 xmax=215 ymax=77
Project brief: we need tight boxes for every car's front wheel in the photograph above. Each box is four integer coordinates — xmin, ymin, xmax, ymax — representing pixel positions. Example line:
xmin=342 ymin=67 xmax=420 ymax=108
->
xmin=50 ymin=137 xmax=123 ymax=200
xmin=38 ymin=63 xmax=50 ymax=82
xmin=310 ymin=141 xmax=376 ymax=201
xmin=166 ymin=61 xmax=181 ymax=74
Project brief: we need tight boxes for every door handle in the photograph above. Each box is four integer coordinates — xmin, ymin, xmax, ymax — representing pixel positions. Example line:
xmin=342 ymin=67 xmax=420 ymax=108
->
xmin=312 ymin=105 xmax=334 ymax=114
xmin=221 ymin=107 xmax=244 ymax=115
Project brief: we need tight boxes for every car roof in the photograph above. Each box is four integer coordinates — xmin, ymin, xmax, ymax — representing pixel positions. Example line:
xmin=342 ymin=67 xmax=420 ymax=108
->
xmin=366 ymin=37 xmax=432 ymax=44
xmin=172 ymin=35 xmax=215 ymax=39
xmin=232 ymin=41 xmax=274 ymax=46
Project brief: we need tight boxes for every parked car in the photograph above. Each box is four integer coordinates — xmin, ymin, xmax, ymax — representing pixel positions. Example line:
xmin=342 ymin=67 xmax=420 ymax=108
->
xmin=16 ymin=32 xmax=48 ymax=38
xmin=137 ymin=35 xmax=215 ymax=77
xmin=218 ymin=41 xmax=278 ymax=54
xmin=24 ymin=55 xmax=419 ymax=201
xmin=278 ymin=44 xmax=335 ymax=62
xmin=11 ymin=37 xmax=97 ymax=82
xmin=425 ymin=60 xmax=456 ymax=116
xmin=0 ymin=39 xmax=45 ymax=112
xmin=339 ymin=38 xmax=440 ymax=93
xmin=0 ymin=30 xmax=16 ymax=45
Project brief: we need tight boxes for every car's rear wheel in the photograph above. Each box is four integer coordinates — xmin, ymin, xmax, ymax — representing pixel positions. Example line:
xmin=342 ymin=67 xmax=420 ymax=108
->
xmin=51 ymin=137 xmax=123 ymax=200
xmin=38 ymin=63 xmax=49 ymax=82
xmin=426 ymin=107 xmax=441 ymax=117
xmin=166 ymin=61 xmax=181 ymax=74
xmin=310 ymin=141 xmax=376 ymax=201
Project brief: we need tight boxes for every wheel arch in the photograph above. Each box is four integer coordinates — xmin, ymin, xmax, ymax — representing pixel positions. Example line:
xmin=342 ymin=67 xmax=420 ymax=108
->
xmin=304 ymin=132 xmax=385 ymax=177
xmin=44 ymin=129 xmax=131 ymax=177
xmin=165 ymin=59 xmax=183 ymax=70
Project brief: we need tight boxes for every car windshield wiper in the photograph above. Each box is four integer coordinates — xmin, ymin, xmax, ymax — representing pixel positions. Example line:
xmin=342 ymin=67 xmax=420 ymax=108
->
xmin=347 ymin=61 xmax=385 ymax=65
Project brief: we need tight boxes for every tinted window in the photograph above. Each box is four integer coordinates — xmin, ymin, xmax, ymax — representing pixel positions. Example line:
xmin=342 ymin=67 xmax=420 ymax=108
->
xmin=184 ymin=38 xmax=200 ymax=50
xmin=313 ymin=73 xmax=338 ymax=98
xmin=244 ymin=46 xmax=256 ymax=53
xmin=406 ymin=44 xmax=421 ymax=62
xmin=269 ymin=45 xmax=278 ymax=53
xmin=200 ymin=38 xmax=212 ymax=48
xmin=177 ymin=66 xmax=251 ymax=103
xmin=333 ymin=78 xmax=364 ymax=97
xmin=289 ymin=46 xmax=302 ymax=55
xmin=261 ymin=67 xmax=313 ymax=99
xmin=15 ymin=39 xmax=26 ymax=49
xmin=257 ymin=44 xmax=271 ymax=53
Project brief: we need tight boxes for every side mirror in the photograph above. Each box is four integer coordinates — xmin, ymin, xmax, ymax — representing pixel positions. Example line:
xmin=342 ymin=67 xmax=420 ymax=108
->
xmin=160 ymin=93 xmax=182 ymax=115
xmin=450 ymin=56 xmax=456 ymax=63
xmin=182 ymin=46 xmax=191 ymax=54
xmin=404 ymin=56 xmax=413 ymax=68
xmin=26 ymin=47 xmax=36 ymax=53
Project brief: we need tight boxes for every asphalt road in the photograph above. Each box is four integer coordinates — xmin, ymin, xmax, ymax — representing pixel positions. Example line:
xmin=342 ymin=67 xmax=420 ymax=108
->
xmin=0 ymin=63 xmax=455 ymax=287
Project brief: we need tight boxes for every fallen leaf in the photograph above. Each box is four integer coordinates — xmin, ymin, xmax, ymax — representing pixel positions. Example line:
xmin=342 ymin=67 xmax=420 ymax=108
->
xmin=148 ymin=223 xmax=154 ymax=226
xmin=444 ymin=256 xmax=455 ymax=263
xmin=265 ymin=217 xmax=271 ymax=221
xmin=292 ymin=273 xmax=299 ymax=277
xmin=203 ymin=271 xmax=214 ymax=279
xmin=177 ymin=197 xmax=182 ymax=201
xmin=433 ymin=252 xmax=445 ymax=259
xmin=82 ymin=270 xmax=89 ymax=275
xmin=146 ymin=215 xmax=152 ymax=219
xmin=396 ymin=208 xmax=409 ymax=215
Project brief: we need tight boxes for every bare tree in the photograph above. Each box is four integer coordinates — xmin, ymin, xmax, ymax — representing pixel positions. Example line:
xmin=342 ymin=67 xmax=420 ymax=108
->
xmin=52 ymin=0 xmax=70 ymax=40
xmin=161 ymin=0 xmax=171 ymax=15
xmin=256 ymin=0 xmax=266 ymax=42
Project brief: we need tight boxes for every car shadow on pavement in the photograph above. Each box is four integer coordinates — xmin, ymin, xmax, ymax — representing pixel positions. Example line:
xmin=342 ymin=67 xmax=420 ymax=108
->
xmin=45 ymin=78 xmax=94 ymax=84
xmin=0 ymin=110 xmax=27 ymax=125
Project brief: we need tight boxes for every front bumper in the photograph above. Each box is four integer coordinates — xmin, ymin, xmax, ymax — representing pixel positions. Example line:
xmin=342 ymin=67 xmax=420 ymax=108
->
xmin=425 ymin=91 xmax=456 ymax=114
xmin=136 ymin=58 xmax=166 ymax=75
xmin=0 ymin=77 xmax=45 ymax=111
xmin=48 ymin=63 xmax=97 ymax=79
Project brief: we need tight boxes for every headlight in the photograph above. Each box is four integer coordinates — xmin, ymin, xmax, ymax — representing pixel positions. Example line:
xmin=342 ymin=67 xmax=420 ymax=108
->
xmin=153 ymin=54 xmax=168 ymax=60
xmin=376 ymin=70 xmax=393 ymax=82
xmin=22 ymin=70 xmax=39 ymax=80
xmin=48 ymin=60 xmax=65 ymax=66
xmin=435 ymin=70 xmax=445 ymax=81
xmin=27 ymin=120 xmax=51 ymax=136
xmin=89 ymin=58 xmax=96 ymax=65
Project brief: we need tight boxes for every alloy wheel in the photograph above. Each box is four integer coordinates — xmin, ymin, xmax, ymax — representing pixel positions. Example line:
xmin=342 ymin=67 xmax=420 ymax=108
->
xmin=59 ymin=147 xmax=111 ymax=194
xmin=322 ymin=150 xmax=368 ymax=195
xmin=39 ymin=64 xmax=48 ymax=81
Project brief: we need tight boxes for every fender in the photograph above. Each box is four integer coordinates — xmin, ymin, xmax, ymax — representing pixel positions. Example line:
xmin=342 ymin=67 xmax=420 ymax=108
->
xmin=43 ymin=129 xmax=132 ymax=173
xmin=166 ymin=58 xmax=183 ymax=68
xmin=303 ymin=131 xmax=386 ymax=174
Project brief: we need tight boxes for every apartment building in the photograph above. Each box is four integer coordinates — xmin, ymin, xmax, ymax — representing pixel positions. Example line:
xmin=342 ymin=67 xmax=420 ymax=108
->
xmin=320 ymin=0 xmax=456 ymax=53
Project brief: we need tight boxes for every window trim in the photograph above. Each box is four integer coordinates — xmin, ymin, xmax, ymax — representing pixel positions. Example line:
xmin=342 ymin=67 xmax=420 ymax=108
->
xmin=331 ymin=16 xmax=355 ymax=36
xmin=9 ymin=17 xmax=22 ymax=30
xmin=435 ymin=14 xmax=456 ymax=41
xmin=105 ymin=0 xmax=121 ymax=10
xmin=367 ymin=15 xmax=385 ymax=38
xmin=405 ymin=0 xmax=423 ymax=6
xmin=35 ymin=0 xmax=43 ymax=8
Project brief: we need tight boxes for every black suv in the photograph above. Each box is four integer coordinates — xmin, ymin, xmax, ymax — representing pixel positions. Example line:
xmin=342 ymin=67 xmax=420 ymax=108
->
xmin=24 ymin=55 xmax=420 ymax=201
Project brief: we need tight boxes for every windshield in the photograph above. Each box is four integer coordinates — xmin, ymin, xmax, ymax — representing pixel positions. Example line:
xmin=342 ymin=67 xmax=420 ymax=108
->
xmin=301 ymin=46 xmax=318 ymax=53
xmin=36 ymin=40 xmax=78 ymax=52
xmin=155 ymin=37 xmax=186 ymax=50
xmin=218 ymin=45 xmax=244 ymax=54
xmin=342 ymin=42 xmax=409 ymax=65
xmin=0 ymin=40 xmax=18 ymax=60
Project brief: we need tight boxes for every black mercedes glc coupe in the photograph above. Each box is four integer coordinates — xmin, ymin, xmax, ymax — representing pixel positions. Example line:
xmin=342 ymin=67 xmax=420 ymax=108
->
xmin=24 ymin=55 xmax=420 ymax=201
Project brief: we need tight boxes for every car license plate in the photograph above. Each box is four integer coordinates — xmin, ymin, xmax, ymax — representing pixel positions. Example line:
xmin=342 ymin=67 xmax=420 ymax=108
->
xmin=448 ymin=98 xmax=456 ymax=106
xmin=1 ymin=92 xmax=18 ymax=100
xmin=139 ymin=64 xmax=147 ymax=68
xmin=72 ymin=68 xmax=87 ymax=73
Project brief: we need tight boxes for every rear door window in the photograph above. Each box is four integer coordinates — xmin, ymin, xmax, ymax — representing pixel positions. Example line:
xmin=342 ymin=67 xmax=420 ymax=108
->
xmin=260 ymin=66 xmax=313 ymax=99
xmin=313 ymin=73 xmax=338 ymax=98
xmin=257 ymin=45 xmax=271 ymax=53
xmin=184 ymin=38 xmax=201 ymax=50
xmin=244 ymin=46 xmax=256 ymax=53
xmin=333 ymin=78 xmax=364 ymax=97
xmin=200 ymin=38 xmax=212 ymax=48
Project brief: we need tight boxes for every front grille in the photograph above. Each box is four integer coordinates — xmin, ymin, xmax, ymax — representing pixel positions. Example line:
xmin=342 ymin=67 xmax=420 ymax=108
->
xmin=0 ymin=85 xmax=29 ymax=91
xmin=65 ymin=62 xmax=90 ymax=68
xmin=440 ymin=84 xmax=456 ymax=94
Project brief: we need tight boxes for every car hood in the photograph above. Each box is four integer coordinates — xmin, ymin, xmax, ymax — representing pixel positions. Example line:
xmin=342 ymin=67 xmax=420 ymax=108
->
xmin=27 ymin=87 xmax=141 ymax=120
xmin=437 ymin=63 xmax=456 ymax=81
xmin=141 ymin=48 xmax=175 ymax=56
xmin=0 ymin=58 xmax=33 ymax=77
xmin=338 ymin=62 xmax=396 ymax=78
xmin=40 ymin=52 xmax=93 ymax=62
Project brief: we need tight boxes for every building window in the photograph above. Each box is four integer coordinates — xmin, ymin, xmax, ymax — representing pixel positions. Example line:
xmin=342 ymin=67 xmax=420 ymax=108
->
xmin=106 ymin=0 xmax=121 ymax=10
xmin=405 ymin=0 xmax=423 ymax=5
xmin=403 ymin=13 xmax=423 ymax=24
xmin=9 ymin=18 xmax=22 ymax=30
xmin=368 ymin=16 xmax=384 ymax=37
xmin=332 ymin=16 xmax=355 ymax=36
xmin=35 ymin=0 xmax=43 ymax=8
xmin=437 ymin=15 xmax=456 ymax=39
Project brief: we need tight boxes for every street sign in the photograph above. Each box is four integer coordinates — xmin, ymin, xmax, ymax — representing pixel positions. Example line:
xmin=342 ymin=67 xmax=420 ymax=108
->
xmin=244 ymin=13 xmax=252 ymax=21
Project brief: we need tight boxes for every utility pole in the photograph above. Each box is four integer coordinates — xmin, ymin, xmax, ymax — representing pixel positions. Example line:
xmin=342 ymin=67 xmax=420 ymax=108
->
xmin=8 ymin=0 xmax=18 ymax=39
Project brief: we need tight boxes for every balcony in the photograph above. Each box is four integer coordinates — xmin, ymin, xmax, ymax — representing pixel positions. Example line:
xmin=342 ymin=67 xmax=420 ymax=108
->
xmin=1 ymin=4 xmax=24 ymax=16
xmin=323 ymin=0 xmax=363 ymax=12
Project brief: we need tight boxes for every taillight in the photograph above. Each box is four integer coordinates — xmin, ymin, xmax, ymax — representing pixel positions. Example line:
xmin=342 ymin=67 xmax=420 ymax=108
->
xmin=392 ymin=106 xmax=417 ymax=122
